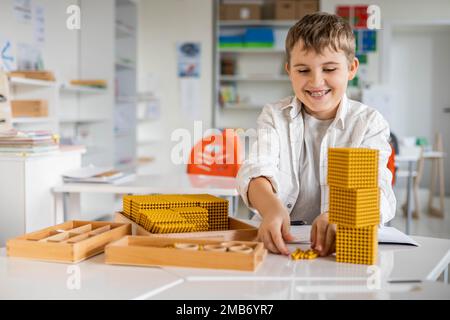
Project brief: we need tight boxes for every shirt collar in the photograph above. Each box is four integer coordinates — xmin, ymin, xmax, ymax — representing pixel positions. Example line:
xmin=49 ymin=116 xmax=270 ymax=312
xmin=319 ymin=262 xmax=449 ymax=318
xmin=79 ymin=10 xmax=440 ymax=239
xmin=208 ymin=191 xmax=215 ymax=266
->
xmin=281 ymin=95 xmax=348 ymax=130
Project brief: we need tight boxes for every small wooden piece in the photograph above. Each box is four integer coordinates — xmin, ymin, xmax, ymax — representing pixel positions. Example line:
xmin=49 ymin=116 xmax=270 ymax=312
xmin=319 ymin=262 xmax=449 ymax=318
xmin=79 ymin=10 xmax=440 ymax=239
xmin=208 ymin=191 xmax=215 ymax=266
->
xmin=9 ymin=71 xmax=55 ymax=81
xmin=115 ymin=212 xmax=258 ymax=241
xmin=11 ymin=100 xmax=48 ymax=117
xmin=7 ymin=221 xmax=131 ymax=263
xmin=105 ymin=236 xmax=267 ymax=271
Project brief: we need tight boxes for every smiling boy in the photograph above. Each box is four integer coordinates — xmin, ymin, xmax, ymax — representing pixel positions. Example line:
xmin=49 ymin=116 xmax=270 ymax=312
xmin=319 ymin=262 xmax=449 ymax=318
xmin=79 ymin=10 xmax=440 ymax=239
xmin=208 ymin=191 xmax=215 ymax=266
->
xmin=236 ymin=13 xmax=396 ymax=256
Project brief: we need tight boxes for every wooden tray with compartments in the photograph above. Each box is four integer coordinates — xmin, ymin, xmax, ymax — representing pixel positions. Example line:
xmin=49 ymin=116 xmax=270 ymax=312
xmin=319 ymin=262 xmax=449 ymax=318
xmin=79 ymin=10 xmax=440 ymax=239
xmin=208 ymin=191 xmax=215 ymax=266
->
xmin=105 ymin=237 xmax=267 ymax=271
xmin=115 ymin=212 xmax=258 ymax=241
xmin=7 ymin=221 xmax=131 ymax=263
xmin=11 ymin=100 xmax=49 ymax=117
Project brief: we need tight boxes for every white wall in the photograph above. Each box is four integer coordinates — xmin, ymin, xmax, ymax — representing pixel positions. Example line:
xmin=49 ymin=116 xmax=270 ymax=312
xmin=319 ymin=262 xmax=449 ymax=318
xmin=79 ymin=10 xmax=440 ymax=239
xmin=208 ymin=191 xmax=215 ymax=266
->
xmin=138 ymin=0 xmax=213 ymax=174
xmin=321 ymin=0 xmax=450 ymax=192
xmin=319 ymin=0 xmax=450 ymax=130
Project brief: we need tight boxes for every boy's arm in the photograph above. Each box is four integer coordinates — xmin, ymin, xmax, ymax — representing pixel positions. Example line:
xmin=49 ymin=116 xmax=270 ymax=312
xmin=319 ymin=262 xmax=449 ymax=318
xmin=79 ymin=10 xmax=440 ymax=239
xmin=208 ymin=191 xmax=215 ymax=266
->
xmin=236 ymin=105 xmax=281 ymax=212
xmin=360 ymin=111 xmax=397 ymax=224
xmin=236 ymin=105 xmax=294 ymax=254
xmin=247 ymin=177 xmax=292 ymax=255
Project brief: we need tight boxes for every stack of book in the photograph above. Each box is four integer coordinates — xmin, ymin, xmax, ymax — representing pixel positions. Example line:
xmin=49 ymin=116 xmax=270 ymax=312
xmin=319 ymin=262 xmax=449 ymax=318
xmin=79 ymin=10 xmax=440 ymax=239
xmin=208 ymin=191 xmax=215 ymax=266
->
xmin=62 ymin=166 xmax=135 ymax=185
xmin=0 ymin=130 xmax=59 ymax=155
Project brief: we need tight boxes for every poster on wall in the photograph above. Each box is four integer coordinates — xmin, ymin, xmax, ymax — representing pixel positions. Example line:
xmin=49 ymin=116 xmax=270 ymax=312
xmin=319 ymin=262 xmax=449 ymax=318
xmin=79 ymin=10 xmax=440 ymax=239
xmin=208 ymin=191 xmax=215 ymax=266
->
xmin=33 ymin=5 xmax=45 ymax=45
xmin=17 ymin=43 xmax=44 ymax=70
xmin=0 ymin=71 xmax=14 ymax=135
xmin=0 ymin=37 xmax=17 ymax=72
xmin=177 ymin=42 xmax=201 ymax=78
xmin=13 ymin=0 xmax=32 ymax=24
xmin=177 ymin=42 xmax=202 ymax=120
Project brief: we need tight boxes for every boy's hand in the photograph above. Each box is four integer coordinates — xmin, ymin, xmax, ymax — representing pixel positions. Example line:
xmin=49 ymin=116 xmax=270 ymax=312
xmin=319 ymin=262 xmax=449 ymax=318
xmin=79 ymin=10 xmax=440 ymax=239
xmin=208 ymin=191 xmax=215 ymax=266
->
xmin=310 ymin=213 xmax=336 ymax=257
xmin=257 ymin=211 xmax=295 ymax=256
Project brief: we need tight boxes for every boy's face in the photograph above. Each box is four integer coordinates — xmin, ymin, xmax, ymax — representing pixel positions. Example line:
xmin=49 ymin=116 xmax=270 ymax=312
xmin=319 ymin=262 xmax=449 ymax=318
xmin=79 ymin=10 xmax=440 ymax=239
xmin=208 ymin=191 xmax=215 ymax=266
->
xmin=285 ymin=41 xmax=359 ymax=120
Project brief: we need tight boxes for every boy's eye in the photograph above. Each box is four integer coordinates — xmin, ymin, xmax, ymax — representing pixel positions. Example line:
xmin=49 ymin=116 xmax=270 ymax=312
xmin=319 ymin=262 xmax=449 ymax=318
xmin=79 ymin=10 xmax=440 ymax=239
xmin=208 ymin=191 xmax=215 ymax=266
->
xmin=298 ymin=69 xmax=309 ymax=73
xmin=323 ymin=68 xmax=337 ymax=72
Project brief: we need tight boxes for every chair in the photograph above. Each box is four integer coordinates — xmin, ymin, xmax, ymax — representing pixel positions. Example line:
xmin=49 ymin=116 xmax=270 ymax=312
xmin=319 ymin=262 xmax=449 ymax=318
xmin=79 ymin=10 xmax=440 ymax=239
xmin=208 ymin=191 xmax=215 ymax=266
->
xmin=187 ymin=129 xmax=242 ymax=177
xmin=427 ymin=133 xmax=446 ymax=218
xmin=398 ymin=146 xmax=424 ymax=219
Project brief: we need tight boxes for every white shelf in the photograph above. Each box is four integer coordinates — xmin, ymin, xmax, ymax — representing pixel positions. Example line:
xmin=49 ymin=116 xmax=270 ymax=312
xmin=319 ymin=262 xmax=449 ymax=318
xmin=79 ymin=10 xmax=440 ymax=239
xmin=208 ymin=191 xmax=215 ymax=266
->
xmin=10 ymin=77 xmax=57 ymax=87
xmin=220 ymin=75 xmax=290 ymax=82
xmin=115 ymin=61 xmax=136 ymax=70
xmin=116 ymin=96 xmax=137 ymax=103
xmin=222 ymin=103 xmax=263 ymax=110
xmin=115 ymin=130 xmax=134 ymax=137
xmin=219 ymin=20 xmax=297 ymax=27
xmin=219 ymin=48 xmax=285 ymax=53
xmin=138 ymin=139 xmax=161 ymax=146
xmin=60 ymin=118 xmax=110 ymax=124
xmin=60 ymin=83 xmax=107 ymax=94
xmin=12 ymin=117 xmax=56 ymax=124
xmin=137 ymin=117 xmax=158 ymax=123
xmin=115 ymin=161 xmax=136 ymax=172
xmin=116 ymin=24 xmax=135 ymax=38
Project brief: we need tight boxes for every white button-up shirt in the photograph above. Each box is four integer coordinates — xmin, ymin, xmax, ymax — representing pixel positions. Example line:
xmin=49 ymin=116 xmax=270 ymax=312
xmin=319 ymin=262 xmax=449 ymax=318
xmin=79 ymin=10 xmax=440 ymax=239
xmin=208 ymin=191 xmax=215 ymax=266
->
xmin=236 ymin=95 xmax=396 ymax=225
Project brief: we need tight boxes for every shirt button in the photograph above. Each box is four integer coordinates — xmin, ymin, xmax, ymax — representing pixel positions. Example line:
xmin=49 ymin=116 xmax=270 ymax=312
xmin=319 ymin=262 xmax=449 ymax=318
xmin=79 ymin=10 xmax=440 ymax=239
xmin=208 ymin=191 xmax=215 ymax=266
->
xmin=287 ymin=203 xmax=292 ymax=209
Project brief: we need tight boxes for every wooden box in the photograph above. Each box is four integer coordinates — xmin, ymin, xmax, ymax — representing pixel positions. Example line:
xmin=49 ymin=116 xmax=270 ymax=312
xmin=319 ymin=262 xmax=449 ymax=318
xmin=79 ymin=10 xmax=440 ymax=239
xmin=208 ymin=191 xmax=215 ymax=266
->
xmin=105 ymin=236 xmax=267 ymax=271
xmin=221 ymin=4 xmax=262 ymax=21
xmin=11 ymin=100 xmax=48 ymax=117
xmin=296 ymin=0 xmax=319 ymax=19
xmin=275 ymin=0 xmax=296 ymax=20
xmin=115 ymin=212 xmax=258 ymax=241
xmin=7 ymin=221 xmax=132 ymax=263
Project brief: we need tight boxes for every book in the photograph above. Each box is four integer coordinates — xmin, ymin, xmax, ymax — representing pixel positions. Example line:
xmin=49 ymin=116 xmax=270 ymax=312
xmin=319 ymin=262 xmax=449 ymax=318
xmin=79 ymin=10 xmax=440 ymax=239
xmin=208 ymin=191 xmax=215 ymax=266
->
xmin=62 ymin=166 xmax=135 ymax=184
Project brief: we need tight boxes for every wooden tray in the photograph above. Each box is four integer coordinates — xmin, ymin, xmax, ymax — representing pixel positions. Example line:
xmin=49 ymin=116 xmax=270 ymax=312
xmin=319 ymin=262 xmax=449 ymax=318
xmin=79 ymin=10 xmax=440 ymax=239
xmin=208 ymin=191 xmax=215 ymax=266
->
xmin=7 ymin=221 xmax=131 ymax=263
xmin=115 ymin=212 xmax=258 ymax=241
xmin=105 ymin=236 xmax=267 ymax=271
xmin=11 ymin=100 xmax=48 ymax=117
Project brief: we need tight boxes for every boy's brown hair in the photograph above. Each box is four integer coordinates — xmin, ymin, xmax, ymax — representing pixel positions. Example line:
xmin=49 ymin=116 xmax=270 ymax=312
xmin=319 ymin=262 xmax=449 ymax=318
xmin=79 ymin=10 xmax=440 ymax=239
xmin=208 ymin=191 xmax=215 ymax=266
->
xmin=285 ymin=12 xmax=355 ymax=66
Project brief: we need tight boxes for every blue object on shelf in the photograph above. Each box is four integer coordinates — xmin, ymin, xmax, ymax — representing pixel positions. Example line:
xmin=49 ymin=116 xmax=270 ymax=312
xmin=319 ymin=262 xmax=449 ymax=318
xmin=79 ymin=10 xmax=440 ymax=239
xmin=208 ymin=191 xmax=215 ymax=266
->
xmin=362 ymin=30 xmax=377 ymax=52
xmin=219 ymin=35 xmax=244 ymax=44
xmin=243 ymin=27 xmax=274 ymax=44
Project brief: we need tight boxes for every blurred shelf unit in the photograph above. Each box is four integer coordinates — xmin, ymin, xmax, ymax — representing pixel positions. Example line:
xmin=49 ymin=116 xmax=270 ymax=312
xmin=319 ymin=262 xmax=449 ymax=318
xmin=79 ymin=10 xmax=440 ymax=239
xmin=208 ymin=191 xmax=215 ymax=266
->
xmin=135 ymin=88 xmax=162 ymax=175
xmin=214 ymin=1 xmax=300 ymax=129
xmin=9 ymin=75 xmax=59 ymax=133
xmin=60 ymin=83 xmax=108 ymax=94
xmin=114 ymin=0 xmax=138 ymax=173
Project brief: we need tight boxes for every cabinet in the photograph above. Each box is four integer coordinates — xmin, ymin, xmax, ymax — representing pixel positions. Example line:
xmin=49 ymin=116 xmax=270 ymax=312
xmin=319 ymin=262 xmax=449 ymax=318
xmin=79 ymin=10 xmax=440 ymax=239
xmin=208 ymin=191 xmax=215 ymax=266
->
xmin=114 ymin=0 xmax=138 ymax=173
xmin=0 ymin=150 xmax=83 ymax=246
xmin=215 ymin=14 xmax=295 ymax=129
xmin=9 ymin=76 xmax=59 ymax=133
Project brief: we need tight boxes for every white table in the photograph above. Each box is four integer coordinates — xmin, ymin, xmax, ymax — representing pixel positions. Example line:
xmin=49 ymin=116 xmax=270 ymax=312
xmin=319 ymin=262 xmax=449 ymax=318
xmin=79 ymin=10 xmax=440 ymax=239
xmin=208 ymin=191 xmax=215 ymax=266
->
xmin=396 ymin=151 xmax=445 ymax=235
xmin=0 ymin=248 xmax=182 ymax=300
xmin=52 ymin=173 xmax=239 ymax=222
xmin=1 ymin=226 xmax=449 ymax=300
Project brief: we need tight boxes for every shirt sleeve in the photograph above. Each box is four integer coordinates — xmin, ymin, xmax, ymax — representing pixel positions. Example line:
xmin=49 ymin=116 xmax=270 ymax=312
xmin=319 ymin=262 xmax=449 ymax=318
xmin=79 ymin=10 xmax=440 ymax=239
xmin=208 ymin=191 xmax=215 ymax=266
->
xmin=360 ymin=111 xmax=397 ymax=225
xmin=236 ymin=105 xmax=281 ymax=211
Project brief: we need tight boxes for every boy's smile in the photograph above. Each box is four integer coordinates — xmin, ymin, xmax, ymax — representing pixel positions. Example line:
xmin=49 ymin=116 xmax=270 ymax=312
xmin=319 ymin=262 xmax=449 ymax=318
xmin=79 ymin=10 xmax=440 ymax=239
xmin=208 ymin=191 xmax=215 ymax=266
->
xmin=286 ymin=41 xmax=358 ymax=120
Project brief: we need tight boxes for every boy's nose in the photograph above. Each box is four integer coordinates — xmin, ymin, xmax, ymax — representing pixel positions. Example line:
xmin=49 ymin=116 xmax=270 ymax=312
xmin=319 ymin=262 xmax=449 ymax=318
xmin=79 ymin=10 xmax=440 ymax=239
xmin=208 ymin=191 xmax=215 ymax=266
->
xmin=309 ymin=73 xmax=325 ymax=86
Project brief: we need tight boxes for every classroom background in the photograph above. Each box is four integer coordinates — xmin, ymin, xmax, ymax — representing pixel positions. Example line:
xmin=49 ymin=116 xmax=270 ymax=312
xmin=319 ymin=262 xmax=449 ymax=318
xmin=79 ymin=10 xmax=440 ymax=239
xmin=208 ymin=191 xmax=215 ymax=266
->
xmin=0 ymin=0 xmax=449 ymax=246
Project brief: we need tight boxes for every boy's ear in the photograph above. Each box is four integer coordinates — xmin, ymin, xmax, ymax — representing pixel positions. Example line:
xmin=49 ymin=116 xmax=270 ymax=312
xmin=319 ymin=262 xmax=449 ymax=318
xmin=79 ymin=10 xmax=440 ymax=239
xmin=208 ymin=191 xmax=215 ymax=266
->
xmin=285 ymin=63 xmax=290 ymax=76
xmin=348 ymin=57 xmax=359 ymax=80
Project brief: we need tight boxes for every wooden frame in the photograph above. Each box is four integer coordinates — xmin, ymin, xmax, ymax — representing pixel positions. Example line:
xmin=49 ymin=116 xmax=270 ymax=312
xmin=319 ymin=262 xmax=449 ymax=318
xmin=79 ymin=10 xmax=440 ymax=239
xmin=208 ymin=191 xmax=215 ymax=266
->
xmin=11 ymin=100 xmax=49 ymax=117
xmin=115 ymin=212 xmax=258 ymax=241
xmin=105 ymin=236 xmax=267 ymax=271
xmin=7 ymin=221 xmax=131 ymax=263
